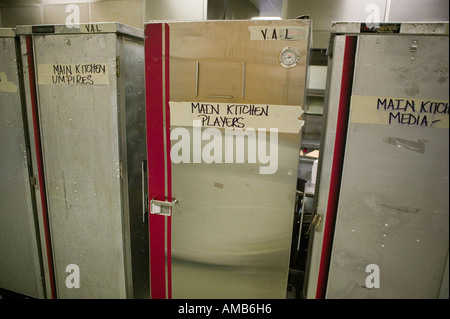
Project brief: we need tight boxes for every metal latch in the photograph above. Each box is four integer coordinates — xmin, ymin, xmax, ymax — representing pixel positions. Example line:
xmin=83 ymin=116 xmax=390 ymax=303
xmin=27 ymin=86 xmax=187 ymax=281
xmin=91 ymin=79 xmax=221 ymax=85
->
xmin=410 ymin=39 xmax=418 ymax=52
xmin=150 ymin=198 xmax=178 ymax=217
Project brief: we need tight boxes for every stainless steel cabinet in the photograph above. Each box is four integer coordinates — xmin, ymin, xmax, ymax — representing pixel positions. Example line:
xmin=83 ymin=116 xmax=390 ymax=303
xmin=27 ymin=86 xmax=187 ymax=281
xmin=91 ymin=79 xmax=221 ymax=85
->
xmin=0 ymin=28 xmax=51 ymax=299
xmin=16 ymin=23 xmax=148 ymax=298
xmin=307 ymin=22 xmax=449 ymax=299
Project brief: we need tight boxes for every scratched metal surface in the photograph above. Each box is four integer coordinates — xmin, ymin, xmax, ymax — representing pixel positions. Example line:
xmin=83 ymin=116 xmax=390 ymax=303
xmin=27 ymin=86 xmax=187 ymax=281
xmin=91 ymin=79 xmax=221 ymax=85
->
xmin=326 ymin=33 xmax=449 ymax=298
xmin=30 ymin=30 xmax=145 ymax=298
xmin=167 ymin=20 xmax=311 ymax=298
xmin=0 ymin=32 xmax=45 ymax=298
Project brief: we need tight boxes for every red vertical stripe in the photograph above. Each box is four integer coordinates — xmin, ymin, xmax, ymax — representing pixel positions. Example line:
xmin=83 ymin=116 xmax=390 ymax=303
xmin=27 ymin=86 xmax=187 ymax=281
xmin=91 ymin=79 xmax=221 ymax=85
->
xmin=163 ymin=23 xmax=173 ymax=300
xmin=145 ymin=23 xmax=172 ymax=299
xmin=316 ymin=36 xmax=357 ymax=299
xmin=25 ymin=35 xmax=57 ymax=299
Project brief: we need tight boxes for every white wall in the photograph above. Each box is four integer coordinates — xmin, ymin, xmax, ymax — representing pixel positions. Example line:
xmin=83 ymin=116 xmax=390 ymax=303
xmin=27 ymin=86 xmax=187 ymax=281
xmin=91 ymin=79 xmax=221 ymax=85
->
xmin=1 ymin=0 xmax=448 ymax=41
xmin=0 ymin=0 xmax=208 ymax=29
xmin=146 ymin=0 xmax=207 ymax=21
xmin=282 ymin=0 xmax=449 ymax=48
xmin=387 ymin=0 xmax=449 ymax=21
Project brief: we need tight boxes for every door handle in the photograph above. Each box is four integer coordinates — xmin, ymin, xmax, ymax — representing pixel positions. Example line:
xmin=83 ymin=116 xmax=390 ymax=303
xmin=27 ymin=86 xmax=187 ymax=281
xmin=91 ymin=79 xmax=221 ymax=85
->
xmin=142 ymin=160 xmax=148 ymax=222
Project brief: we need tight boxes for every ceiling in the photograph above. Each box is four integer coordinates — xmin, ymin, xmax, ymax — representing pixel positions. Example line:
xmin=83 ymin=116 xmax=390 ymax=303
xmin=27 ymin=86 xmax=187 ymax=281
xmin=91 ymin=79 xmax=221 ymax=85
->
xmin=0 ymin=0 xmax=285 ymax=16
xmin=248 ymin=0 xmax=284 ymax=17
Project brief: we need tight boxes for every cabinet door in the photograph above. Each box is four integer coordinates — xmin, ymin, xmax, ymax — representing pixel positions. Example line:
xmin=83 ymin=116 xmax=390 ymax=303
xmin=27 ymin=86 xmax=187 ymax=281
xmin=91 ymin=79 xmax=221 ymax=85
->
xmin=327 ymin=34 xmax=449 ymax=298
xmin=0 ymin=36 xmax=46 ymax=299
xmin=33 ymin=33 xmax=126 ymax=298
xmin=145 ymin=21 xmax=310 ymax=299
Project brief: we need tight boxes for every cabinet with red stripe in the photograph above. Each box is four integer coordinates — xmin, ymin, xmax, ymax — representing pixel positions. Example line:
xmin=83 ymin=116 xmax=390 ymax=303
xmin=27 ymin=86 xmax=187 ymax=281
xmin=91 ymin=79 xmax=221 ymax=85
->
xmin=16 ymin=23 xmax=148 ymax=298
xmin=144 ymin=20 xmax=311 ymax=299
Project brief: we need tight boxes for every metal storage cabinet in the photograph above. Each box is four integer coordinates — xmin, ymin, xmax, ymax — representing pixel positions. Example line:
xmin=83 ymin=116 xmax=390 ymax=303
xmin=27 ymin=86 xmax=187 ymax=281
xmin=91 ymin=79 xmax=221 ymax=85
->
xmin=16 ymin=23 xmax=148 ymax=298
xmin=306 ymin=22 xmax=449 ymax=299
xmin=0 ymin=28 xmax=52 ymax=299
xmin=145 ymin=20 xmax=311 ymax=298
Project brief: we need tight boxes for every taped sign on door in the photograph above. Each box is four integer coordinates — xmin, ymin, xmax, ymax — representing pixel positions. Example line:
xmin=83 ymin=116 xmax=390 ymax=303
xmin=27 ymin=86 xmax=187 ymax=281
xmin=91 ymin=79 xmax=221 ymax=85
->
xmin=350 ymin=95 xmax=449 ymax=128
xmin=37 ymin=63 xmax=109 ymax=85
xmin=169 ymin=101 xmax=304 ymax=134
xmin=0 ymin=72 xmax=18 ymax=92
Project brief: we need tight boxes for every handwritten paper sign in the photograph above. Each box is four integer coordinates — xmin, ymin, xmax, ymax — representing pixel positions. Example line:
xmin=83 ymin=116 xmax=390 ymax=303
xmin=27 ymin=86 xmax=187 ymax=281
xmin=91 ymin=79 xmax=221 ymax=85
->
xmin=350 ymin=95 xmax=449 ymax=129
xmin=37 ymin=63 xmax=109 ymax=85
xmin=169 ymin=101 xmax=304 ymax=133
xmin=0 ymin=72 xmax=17 ymax=93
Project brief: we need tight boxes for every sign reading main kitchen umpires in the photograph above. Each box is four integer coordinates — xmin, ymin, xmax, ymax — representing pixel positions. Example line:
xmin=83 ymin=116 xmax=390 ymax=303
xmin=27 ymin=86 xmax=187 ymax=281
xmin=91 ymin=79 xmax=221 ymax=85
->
xmin=248 ymin=26 xmax=307 ymax=41
xmin=37 ymin=63 xmax=109 ymax=85
xmin=350 ymin=95 xmax=449 ymax=128
xmin=170 ymin=101 xmax=304 ymax=134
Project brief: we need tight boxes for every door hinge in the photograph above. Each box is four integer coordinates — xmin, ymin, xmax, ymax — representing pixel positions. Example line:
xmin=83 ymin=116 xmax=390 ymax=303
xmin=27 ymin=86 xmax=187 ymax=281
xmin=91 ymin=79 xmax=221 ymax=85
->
xmin=116 ymin=56 xmax=120 ymax=78
xmin=30 ymin=175 xmax=37 ymax=187
xmin=17 ymin=59 xmax=23 ymax=77
xmin=307 ymin=209 xmax=323 ymax=234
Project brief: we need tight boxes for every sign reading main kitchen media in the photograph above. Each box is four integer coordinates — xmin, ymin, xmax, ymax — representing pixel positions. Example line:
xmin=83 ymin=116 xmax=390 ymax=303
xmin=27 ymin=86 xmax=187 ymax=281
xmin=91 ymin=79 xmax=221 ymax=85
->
xmin=350 ymin=95 xmax=449 ymax=128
